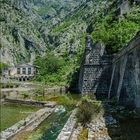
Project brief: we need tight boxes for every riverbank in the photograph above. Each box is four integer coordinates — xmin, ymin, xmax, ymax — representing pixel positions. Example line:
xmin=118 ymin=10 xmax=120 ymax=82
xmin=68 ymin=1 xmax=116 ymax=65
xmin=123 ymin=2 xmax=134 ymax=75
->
xmin=0 ymin=105 xmax=57 ymax=139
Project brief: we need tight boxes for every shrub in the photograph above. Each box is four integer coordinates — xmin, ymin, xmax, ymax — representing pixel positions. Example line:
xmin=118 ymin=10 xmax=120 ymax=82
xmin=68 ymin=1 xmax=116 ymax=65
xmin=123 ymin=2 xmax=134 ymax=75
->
xmin=33 ymin=52 xmax=67 ymax=84
xmin=109 ymin=97 xmax=118 ymax=106
xmin=47 ymin=95 xmax=77 ymax=108
xmin=0 ymin=63 xmax=9 ymax=75
xmin=76 ymin=95 xmax=102 ymax=126
xmin=22 ymin=92 xmax=29 ymax=100
xmin=91 ymin=13 xmax=140 ymax=54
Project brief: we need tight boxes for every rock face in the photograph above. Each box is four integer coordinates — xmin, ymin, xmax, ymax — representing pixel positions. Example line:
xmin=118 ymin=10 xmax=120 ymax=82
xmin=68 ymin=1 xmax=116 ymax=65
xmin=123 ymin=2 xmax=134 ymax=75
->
xmin=79 ymin=32 xmax=140 ymax=108
xmin=0 ymin=0 xmax=84 ymax=65
xmin=0 ymin=0 xmax=46 ymax=65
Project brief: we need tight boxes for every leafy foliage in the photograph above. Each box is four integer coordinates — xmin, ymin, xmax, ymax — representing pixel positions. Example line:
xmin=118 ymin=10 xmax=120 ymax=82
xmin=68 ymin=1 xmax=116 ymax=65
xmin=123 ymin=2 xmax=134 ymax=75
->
xmin=91 ymin=12 xmax=140 ymax=54
xmin=0 ymin=63 xmax=9 ymax=75
xmin=33 ymin=52 xmax=73 ymax=85
xmin=21 ymin=92 xmax=29 ymax=100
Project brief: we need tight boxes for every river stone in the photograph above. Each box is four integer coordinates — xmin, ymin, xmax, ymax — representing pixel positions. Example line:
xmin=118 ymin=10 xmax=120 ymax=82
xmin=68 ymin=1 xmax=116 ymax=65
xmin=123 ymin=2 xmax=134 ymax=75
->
xmin=105 ymin=115 xmax=117 ymax=125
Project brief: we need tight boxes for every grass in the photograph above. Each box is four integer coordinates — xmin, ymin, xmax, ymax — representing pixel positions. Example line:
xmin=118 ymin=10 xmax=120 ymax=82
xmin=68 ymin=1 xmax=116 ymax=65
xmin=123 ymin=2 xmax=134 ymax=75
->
xmin=33 ymin=94 xmax=79 ymax=108
xmin=76 ymin=95 xmax=102 ymax=126
xmin=0 ymin=104 xmax=40 ymax=131
xmin=77 ymin=128 xmax=88 ymax=140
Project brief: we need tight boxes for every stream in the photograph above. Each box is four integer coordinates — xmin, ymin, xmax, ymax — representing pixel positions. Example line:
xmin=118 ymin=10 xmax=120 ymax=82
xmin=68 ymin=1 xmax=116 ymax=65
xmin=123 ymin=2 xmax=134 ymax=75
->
xmin=26 ymin=108 xmax=72 ymax=140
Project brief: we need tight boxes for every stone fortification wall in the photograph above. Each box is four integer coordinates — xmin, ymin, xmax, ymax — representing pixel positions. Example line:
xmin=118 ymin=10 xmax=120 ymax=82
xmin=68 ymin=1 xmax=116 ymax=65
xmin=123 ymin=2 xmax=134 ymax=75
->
xmin=109 ymin=32 xmax=140 ymax=107
xmin=79 ymin=32 xmax=140 ymax=107
xmin=78 ymin=36 xmax=112 ymax=98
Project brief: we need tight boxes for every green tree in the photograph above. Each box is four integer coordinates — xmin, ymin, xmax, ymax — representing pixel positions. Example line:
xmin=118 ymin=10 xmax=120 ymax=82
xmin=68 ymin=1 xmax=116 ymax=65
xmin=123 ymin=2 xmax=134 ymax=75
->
xmin=0 ymin=63 xmax=9 ymax=75
xmin=33 ymin=52 xmax=67 ymax=84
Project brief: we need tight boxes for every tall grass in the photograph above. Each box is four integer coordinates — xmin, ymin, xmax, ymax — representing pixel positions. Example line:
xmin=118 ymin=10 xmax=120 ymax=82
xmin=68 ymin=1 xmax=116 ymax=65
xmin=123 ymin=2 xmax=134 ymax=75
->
xmin=76 ymin=95 xmax=102 ymax=126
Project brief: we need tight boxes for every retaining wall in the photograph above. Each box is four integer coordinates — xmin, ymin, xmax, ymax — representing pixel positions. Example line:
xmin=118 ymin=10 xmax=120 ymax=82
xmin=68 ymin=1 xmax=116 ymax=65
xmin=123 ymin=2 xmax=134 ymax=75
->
xmin=109 ymin=32 xmax=140 ymax=107
xmin=3 ymin=98 xmax=57 ymax=108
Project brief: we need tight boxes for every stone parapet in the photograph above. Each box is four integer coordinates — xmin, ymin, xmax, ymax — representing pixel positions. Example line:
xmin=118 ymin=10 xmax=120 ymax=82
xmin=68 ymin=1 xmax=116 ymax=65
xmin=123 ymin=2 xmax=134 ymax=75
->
xmin=56 ymin=109 xmax=77 ymax=140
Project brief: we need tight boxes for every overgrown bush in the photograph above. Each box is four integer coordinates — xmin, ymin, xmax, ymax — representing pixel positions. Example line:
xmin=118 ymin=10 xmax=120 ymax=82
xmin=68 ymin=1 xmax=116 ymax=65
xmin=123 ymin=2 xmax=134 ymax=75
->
xmin=109 ymin=97 xmax=118 ymax=106
xmin=33 ymin=52 xmax=74 ymax=85
xmin=76 ymin=95 xmax=102 ymax=126
xmin=91 ymin=11 xmax=140 ymax=54
xmin=21 ymin=92 xmax=29 ymax=100
xmin=0 ymin=63 xmax=9 ymax=75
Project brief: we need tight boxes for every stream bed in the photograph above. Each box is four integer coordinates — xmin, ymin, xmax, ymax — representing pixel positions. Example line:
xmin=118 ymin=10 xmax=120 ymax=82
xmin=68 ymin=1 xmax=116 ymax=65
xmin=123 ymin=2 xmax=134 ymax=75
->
xmin=26 ymin=109 xmax=72 ymax=140
xmin=9 ymin=106 xmax=72 ymax=140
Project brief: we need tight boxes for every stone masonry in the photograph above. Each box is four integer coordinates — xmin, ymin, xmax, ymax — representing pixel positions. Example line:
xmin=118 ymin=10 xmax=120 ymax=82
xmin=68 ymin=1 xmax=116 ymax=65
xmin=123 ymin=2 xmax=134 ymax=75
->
xmin=79 ymin=32 xmax=140 ymax=107
xmin=78 ymin=36 xmax=112 ymax=99
xmin=108 ymin=31 xmax=140 ymax=108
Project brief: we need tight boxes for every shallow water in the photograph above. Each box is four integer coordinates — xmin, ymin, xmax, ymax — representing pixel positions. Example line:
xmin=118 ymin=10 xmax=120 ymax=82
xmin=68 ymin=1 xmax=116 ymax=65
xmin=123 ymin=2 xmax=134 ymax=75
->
xmin=106 ymin=109 xmax=140 ymax=140
xmin=27 ymin=109 xmax=71 ymax=140
xmin=0 ymin=104 xmax=40 ymax=131
xmin=107 ymin=117 xmax=140 ymax=140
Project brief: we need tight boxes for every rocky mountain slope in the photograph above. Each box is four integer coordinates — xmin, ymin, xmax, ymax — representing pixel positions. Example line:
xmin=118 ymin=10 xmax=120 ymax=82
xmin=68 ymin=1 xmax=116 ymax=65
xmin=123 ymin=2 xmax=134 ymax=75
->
xmin=0 ymin=0 xmax=45 ymax=65
xmin=0 ymin=0 xmax=140 ymax=86
xmin=39 ymin=0 xmax=140 ymax=86
xmin=0 ymin=0 xmax=84 ymax=65
xmin=48 ymin=0 xmax=140 ymax=58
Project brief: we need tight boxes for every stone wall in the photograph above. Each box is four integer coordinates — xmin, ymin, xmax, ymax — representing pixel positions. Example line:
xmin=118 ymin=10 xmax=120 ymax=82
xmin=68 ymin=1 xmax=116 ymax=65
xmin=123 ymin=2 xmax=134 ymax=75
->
xmin=109 ymin=32 xmax=140 ymax=108
xmin=4 ymin=98 xmax=57 ymax=108
xmin=78 ymin=36 xmax=112 ymax=98
xmin=56 ymin=109 xmax=77 ymax=140
xmin=79 ymin=32 xmax=140 ymax=107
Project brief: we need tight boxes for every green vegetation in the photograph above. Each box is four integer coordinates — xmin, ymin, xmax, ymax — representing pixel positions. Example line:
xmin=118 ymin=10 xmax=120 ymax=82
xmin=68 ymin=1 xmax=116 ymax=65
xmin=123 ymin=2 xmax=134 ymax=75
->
xmin=21 ymin=92 xmax=29 ymax=100
xmin=77 ymin=128 xmax=88 ymax=140
xmin=91 ymin=10 xmax=140 ymax=54
xmin=34 ymin=94 xmax=77 ymax=108
xmin=76 ymin=95 xmax=102 ymax=126
xmin=34 ymin=86 xmax=45 ymax=97
xmin=51 ymin=21 xmax=73 ymax=33
xmin=0 ymin=63 xmax=9 ymax=75
xmin=0 ymin=104 xmax=40 ymax=131
xmin=46 ymin=95 xmax=77 ymax=108
xmin=33 ymin=52 xmax=75 ymax=86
